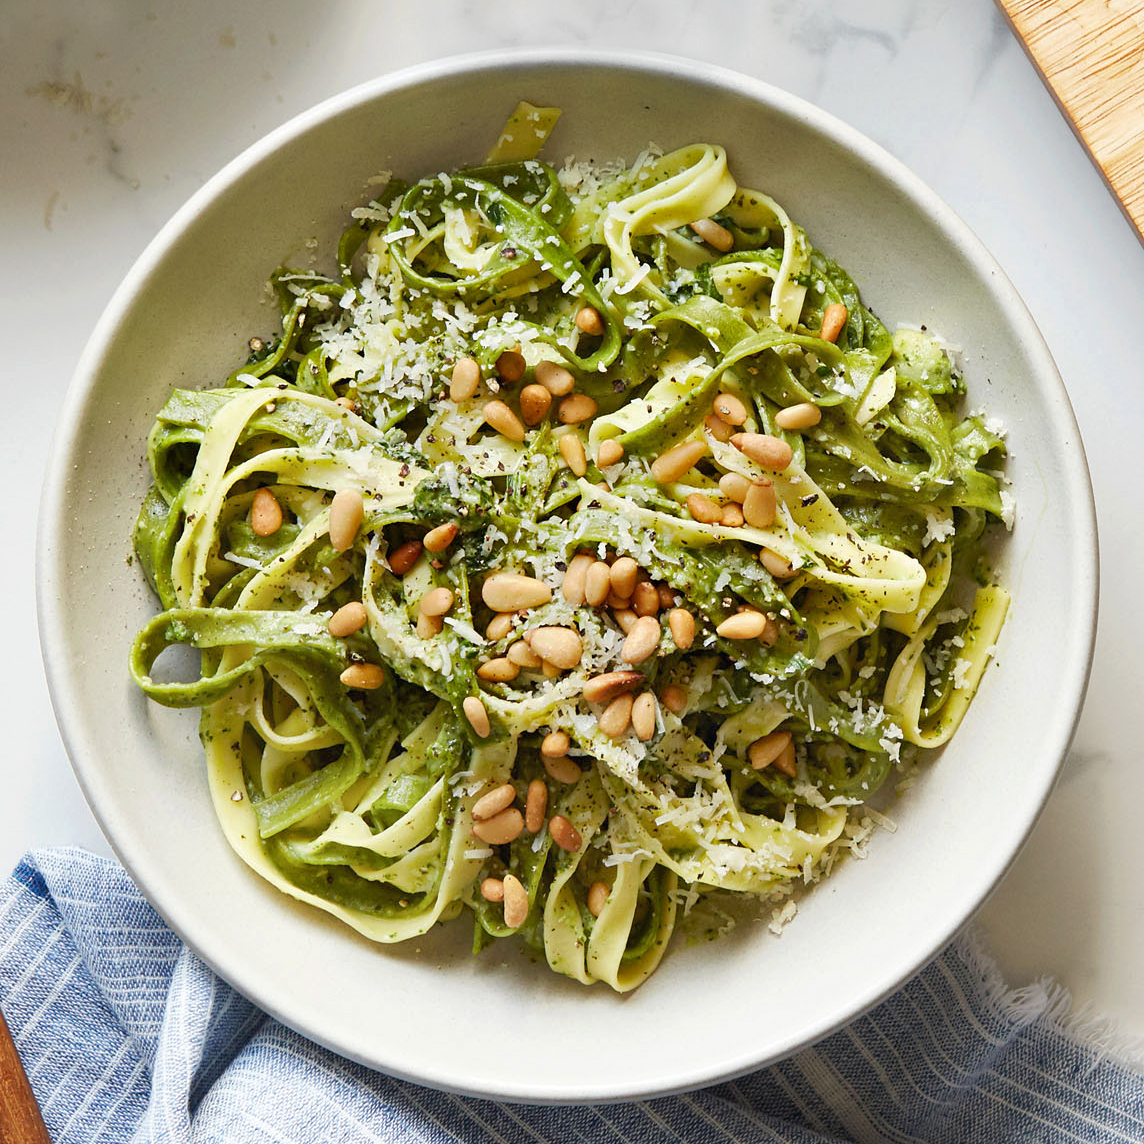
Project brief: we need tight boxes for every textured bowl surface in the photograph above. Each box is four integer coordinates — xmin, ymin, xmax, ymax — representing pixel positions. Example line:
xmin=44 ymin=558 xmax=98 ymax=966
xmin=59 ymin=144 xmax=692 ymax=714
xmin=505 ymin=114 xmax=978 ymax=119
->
xmin=39 ymin=50 xmax=1096 ymax=1102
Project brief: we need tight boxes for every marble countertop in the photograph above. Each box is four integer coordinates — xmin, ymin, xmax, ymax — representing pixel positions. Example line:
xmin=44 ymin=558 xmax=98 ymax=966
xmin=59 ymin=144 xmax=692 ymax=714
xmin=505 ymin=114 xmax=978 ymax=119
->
xmin=3 ymin=0 xmax=1141 ymax=1046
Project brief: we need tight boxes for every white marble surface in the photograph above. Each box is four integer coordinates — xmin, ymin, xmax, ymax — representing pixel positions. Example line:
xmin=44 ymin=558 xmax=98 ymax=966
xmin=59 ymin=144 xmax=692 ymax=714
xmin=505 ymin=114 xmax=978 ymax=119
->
xmin=3 ymin=0 xmax=1141 ymax=1043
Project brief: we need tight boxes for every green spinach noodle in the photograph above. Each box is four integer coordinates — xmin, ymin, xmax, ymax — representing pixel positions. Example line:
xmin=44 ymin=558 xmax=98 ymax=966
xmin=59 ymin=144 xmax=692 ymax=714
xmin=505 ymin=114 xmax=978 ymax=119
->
xmin=129 ymin=103 xmax=1011 ymax=990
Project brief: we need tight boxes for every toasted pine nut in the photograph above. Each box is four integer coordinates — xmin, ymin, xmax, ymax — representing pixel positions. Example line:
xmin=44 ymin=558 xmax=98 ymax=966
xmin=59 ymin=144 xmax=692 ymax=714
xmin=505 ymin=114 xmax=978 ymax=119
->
xmin=631 ymin=692 xmax=657 ymax=742
xmin=774 ymin=740 xmax=797 ymax=776
xmin=606 ymin=589 xmax=631 ymax=610
xmin=484 ymin=399 xmax=526 ymax=442
xmin=689 ymin=217 xmax=734 ymax=251
xmin=597 ymin=439 xmax=624 ymax=467
xmin=599 ymin=692 xmax=634 ymax=738
xmin=450 ymin=357 xmax=481 ymax=401
xmin=609 ymin=556 xmax=638 ymax=599
xmin=463 ymin=696 xmax=491 ymax=738
xmin=519 ymin=383 xmax=552 ymax=426
xmin=632 ymin=581 xmax=660 ymax=617
xmin=656 ymin=583 xmax=678 ymax=609
xmin=543 ymin=660 xmax=561 ymax=680
xmin=775 ymin=402 xmax=822 ymax=430
xmin=585 ymin=560 xmax=612 ymax=607
xmin=472 ymin=782 xmax=517 ymax=821
xmin=582 ymin=670 xmax=644 ymax=704
xmin=621 ymin=615 xmax=661 ymax=664
xmin=495 ymin=349 xmax=526 ymax=383
xmin=482 ymin=573 xmax=552 ymax=612
xmin=731 ymin=432 xmax=794 ymax=471
xmin=558 ymin=432 xmax=587 ymax=476
xmin=340 ymin=662 xmax=384 ymax=689
xmin=543 ymin=754 xmax=582 ymax=784
xmin=502 ymin=873 xmax=529 ymax=927
xmin=477 ymin=657 xmax=519 ymax=682
xmin=667 ymin=608 xmax=695 ymax=650
xmin=760 ymin=615 xmax=779 ymax=646
xmin=562 ymin=553 xmax=593 ymax=605
xmin=472 ymin=807 xmax=524 ymax=845
xmin=558 ymin=393 xmax=598 ymax=425
xmin=660 ymin=683 xmax=687 ymax=713
xmin=721 ymin=503 xmax=745 ymax=527
xmin=334 ymin=396 xmax=356 ymax=411
xmin=549 ymin=814 xmax=582 ymax=852
xmin=486 ymin=612 xmax=515 ymax=641
xmin=748 ymin=731 xmax=792 ymax=770
xmin=743 ymin=480 xmax=777 ymax=529
xmin=718 ymin=472 xmax=751 ymax=502
xmin=251 ymin=487 xmax=283 ymax=536
xmin=820 ymin=303 xmax=848 ymax=343
xmin=480 ymin=877 xmax=504 ymax=902
xmin=508 ymin=640 xmax=542 ymax=668
xmin=575 ymin=306 xmax=604 ymax=336
xmin=328 ymin=601 xmax=368 ymax=637
xmin=329 ymin=488 xmax=364 ymax=552
xmin=713 ymin=392 xmax=748 ymax=425
xmin=760 ymin=549 xmax=797 ymax=579
xmin=716 ymin=610 xmax=768 ymax=640
xmin=416 ymin=612 xmax=443 ymax=639
xmin=419 ymin=587 xmax=454 ymax=617
xmin=534 ymin=359 xmax=576 ymax=396
xmin=686 ymin=492 xmax=723 ymax=524
xmin=388 ymin=539 xmax=423 ymax=576
xmin=705 ymin=413 xmax=735 ymax=442
xmin=541 ymin=730 xmax=570 ymax=758
xmin=525 ymin=779 xmax=548 ymax=833
xmin=613 ymin=607 xmax=638 ymax=634
xmin=650 ymin=439 xmax=708 ymax=484
xmin=587 ymin=881 xmax=609 ymax=917
xmin=528 ymin=626 xmax=583 ymax=670
xmin=423 ymin=521 xmax=459 ymax=553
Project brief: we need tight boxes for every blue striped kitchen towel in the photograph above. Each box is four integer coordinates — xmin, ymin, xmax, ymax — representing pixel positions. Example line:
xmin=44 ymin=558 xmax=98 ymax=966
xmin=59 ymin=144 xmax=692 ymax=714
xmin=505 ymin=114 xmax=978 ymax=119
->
xmin=1 ymin=848 xmax=1141 ymax=1144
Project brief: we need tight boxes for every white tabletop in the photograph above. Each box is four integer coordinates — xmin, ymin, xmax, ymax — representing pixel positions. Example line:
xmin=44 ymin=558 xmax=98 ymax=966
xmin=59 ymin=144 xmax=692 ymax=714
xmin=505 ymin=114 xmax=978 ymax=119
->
xmin=4 ymin=0 xmax=1141 ymax=1044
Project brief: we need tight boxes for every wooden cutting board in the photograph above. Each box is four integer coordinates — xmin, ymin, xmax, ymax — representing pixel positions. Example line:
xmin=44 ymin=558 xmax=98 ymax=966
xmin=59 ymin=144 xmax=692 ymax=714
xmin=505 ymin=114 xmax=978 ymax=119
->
xmin=998 ymin=0 xmax=1144 ymax=241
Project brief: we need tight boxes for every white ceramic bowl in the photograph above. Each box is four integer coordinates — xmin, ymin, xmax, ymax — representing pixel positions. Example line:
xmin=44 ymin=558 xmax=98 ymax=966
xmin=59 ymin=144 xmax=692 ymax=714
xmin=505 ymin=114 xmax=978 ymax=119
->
xmin=39 ymin=50 xmax=1097 ymax=1102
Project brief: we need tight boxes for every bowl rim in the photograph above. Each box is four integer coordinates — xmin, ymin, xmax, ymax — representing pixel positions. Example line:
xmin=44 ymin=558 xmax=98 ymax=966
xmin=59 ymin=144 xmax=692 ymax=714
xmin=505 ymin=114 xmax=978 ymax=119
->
xmin=37 ymin=47 xmax=1099 ymax=1103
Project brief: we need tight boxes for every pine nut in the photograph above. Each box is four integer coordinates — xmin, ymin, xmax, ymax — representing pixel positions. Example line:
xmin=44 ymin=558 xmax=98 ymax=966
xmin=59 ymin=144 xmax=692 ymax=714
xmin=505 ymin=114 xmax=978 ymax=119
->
xmin=549 ymin=814 xmax=582 ymax=852
xmin=587 ymin=881 xmax=609 ymax=917
xmin=667 ymin=608 xmax=695 ymax=650
xmin=775 ymin=402 xmax=822 ymax=430
xmin=686 ymin=492 xmax=723 ymax=524
xmin=340 ymin=663 xmax=385 ymax=689
xmin=731 ymin=433 xmax=793 ymax=471
xmin=760 ymin=615 xmax=779 ymax=646
xmin=541 ymin=730 xmax=570 ymax=758
xmin=502 ymin=873 xmax=529 ymax=927
xmin=575 ymin=306 xmax=604 ymax=336
xmin=419 ymin=587 xmax=454 ymax=617
xmin=558 ymin=393 xmax=598 ymax=424
xmin=528 ymin=626 xmax=583 ymax=670
xmin=713 ymin=392 xmax=748 ymax=425
xmin=820 ymin=303 xmax=848 ymax=343
xmin=722 ymin=503 xmax=744 ymax=527
xmin=507 ymin=640 xmax=542 ymax=668
xmin=463 ymin=696 xmax=491 ymax=738
xmin=525 ymin=779 xmax=548 ymax=833
xmin=609 ymin=556 xmax=638 ymax=599
xmin=423 ymin=522 xmax=458 ymax=553
xmin=472 ymin=782 xmax=517 ymax=821
xmin=558 ymin=433 xmax=587 ymax=476
xmin=660 ymin=683 xmax=687 ymax=713
xmin=743 ymin=479 xmax=777 ymax=529
xmin=719 ymin=472 xmax=751 ymax=502
xmin=582 ymin=670 xmax=643 ymax=704
xmin=562 ymin=553 xmax=593 ymax=605
xmin=450 ymin=357 xmax=481 ymax=402
xmin=716 ymin=610 xmax=767 ymax=639
xmin=632 ymin=581 xmax=660 ymax=617
xmin=472 ymin=807 xmax=524 ymax=845
xmin=484 ymin=399 xmax=526 ymax=442
xmin=656 ymin=583 xmax=678 ymax=609
xmin=620 ymin=615 xmax=661 ymax=664
xmin=495 ymin=349 xmax=526 ymax=383
xmin=329 ymin=488 xmax=364 ymax=552
xmin=480 ymin=877 xmax=504 ymax=902
xmin=534 ymin=359 xmax=575 ymax=396
xmin=477 ymin=657 xmax=519 ymax=682
xmin=416 ymin=612 xmax=443 ymax=639
xmin=760 ymin=548 xmax=797 ymax=579
xmin=689 ymin=217 xmax=734 ymax=251
xmin=705 ymin=413 xmax=734 ymax=442
xmin=631 ymin=692 xmax=657 ymax=742
xmin=748 ymin=731 xmax=792 ymax=770
xmin=334 ymin=396 xmax=356 ymax=411
xmin=482 ymin=573 xmax=552 ymax=611
xmin=486 ymin=612 xmax=515 ymax=641
xmin=542 ymin=660 xmax=561 ymax=680
xmin=613 ymin=608 xmax=638 ymax=634
xmin=543 ymin=754 xmax=582 ymax=784
xmin=606 ymin=590 xmax=631 ymax=610
xmin=650 ymin=439 xmax=708 ymax=484
xmin=388 ymin=539 xmax=423 ymax=576
xmin=328 ymin=601 xmax=368 ymax=637
xmin=585 ymin=560 xmax=612 ymax=607
xmin=251 ymin=487 xmax=283 ymax=536
xmin=774 ymin=739 xmax=797 ymax=776
xmin=597 ymin=439 xmax=624 ymax=467
xmin=519 ymin=383 xmax=552 ymax=426
xmin=599 ymin=692 xmax=634 ymax=738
